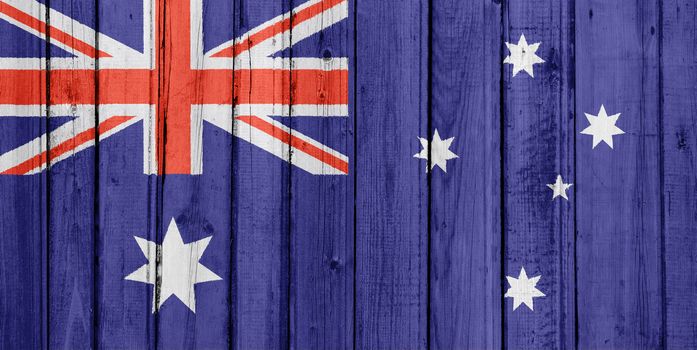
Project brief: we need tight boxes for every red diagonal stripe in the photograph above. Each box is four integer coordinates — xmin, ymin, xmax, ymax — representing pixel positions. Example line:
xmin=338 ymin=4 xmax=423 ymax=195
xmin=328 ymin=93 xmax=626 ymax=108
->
xmin=1 ymin=116 xmax=133 ymax=175
xmin=237 ymin=115 xmax=348 ymax=174
xmin=0 ymin=1 xmax=111 ymax=58
xmin=211 ymin=0 xmax=344 ymax=58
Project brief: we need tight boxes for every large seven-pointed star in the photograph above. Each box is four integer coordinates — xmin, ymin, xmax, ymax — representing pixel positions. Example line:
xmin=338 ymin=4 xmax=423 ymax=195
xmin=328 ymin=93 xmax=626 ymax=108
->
xmin=580 ymin=105 xmax=625 ymax=149
xmin=413 ymin=129 xmax=459 ymax=173
xmin=503 ymin=34 xmax=545 ymax=77
xmin=125 ymin=218 xmax=222 ymax=313
xmin=504 ymin=267 xmax=545 ymax=311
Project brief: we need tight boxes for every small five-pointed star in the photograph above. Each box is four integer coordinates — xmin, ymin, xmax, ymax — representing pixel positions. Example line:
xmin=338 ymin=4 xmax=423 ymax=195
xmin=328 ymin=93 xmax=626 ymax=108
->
xmin=125 ymin=218 xmax=222 ymax=313
xmin=413 ymin=129 xmax=459 ymax=173
xmin=580 ymin=105 xmax=625 ymax=149
xmin=547 ymin=174 xmax=573 ymax=200
xmin=503 ymin=34 xmax=545 ymax=78
xmin=505 ymin=267 xmax=545 ymax=311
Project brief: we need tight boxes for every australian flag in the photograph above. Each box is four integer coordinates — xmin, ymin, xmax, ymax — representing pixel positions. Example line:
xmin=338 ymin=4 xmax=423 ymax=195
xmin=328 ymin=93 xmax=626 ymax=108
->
xmin=1 ymin=0 xmax=696 ymax=349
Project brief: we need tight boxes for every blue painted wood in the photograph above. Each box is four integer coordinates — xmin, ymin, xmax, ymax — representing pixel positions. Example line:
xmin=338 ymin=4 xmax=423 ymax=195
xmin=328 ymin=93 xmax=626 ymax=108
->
xmin=157 ymin=173 xmax=233 ymax=348
xmin=95 ymin=1 xmax=157 ymax=349
xmin=575 ymin=0 xmax=663 ymax=348
xmin=8 ymin=1 xmax=697 ymax=349
xmin=154 ymin=1 xmax=235 ymax=348
xmin=289 ymin=0 xmax=353 ymax=349
xmin=46 ymin=1 xmax=96 ymax=348
xmin=661 ymin=1 xmax=697 ymax=347
xmin=97 ymin=130 xmax=157 ymax=349
xmin=0 ymin=176 xmax=47 ymax=348
xmin=428 ymin=0 xmax=501 ymax=349
xmin=232 ymin=0 xmax=291 ymax=348
xmin=0 ymin=3 xmax=47 ymax=346
xmin=0 ymin=178 xmax=47 ymax=348
xmin=355 ymin=0 xmax=428 ymax=348
xmin=502 ymin=0 xmax=576 ymax=348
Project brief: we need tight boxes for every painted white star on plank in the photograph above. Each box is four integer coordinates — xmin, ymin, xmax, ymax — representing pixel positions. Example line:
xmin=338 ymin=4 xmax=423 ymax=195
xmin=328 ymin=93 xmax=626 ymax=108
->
xmin=580 ymin=105 xmax=625 ymax=149
xmin=503 ymin=34 xmax=545 ymax=78
xmin=413 ymin=129 xmax=458 ymax=173
xmin=547 ymin=174 xmax=572 ymax=200
xmin=505 ymin=267 xmax=545 ymax=311
xmin=125 ymin=218 xmax=222 ymax=313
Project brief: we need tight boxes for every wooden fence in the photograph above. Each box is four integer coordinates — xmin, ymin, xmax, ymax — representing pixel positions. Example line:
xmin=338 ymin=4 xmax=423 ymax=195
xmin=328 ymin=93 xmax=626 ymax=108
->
xmin=1 ymin=0 xmax=696 ymax=349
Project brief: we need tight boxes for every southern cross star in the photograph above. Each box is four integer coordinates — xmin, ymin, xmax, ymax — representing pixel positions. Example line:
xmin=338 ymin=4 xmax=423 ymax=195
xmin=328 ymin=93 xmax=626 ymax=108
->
xmin=580 ymin=105 xmax=625 ymax=149
xmin=125 ymin=218 xmax=222 ymax=313
xmin=504 ymin=34 xmax=545 ymax=78
xmin=414 ymin=129 xmax=459 ymax=173
xmin=504 ymin=267 xmax=545 ymax=311
xmin=547 ymin=174 xmax=573 ymax=200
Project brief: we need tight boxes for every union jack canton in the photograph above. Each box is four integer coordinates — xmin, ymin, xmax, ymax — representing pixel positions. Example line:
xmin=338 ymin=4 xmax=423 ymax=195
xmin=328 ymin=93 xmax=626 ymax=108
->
xmin=0 ymin=0 xmax=349 ymax=176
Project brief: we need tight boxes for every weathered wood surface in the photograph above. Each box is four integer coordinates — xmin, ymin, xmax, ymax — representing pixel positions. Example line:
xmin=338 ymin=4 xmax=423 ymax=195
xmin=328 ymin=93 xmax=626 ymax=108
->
xmin=47 ymin=0 xmax=97 ymax=347
xmin=575 ymin=0 xmax=663 ymax=348
xmin=2 ymin=0 xmax=697 ymax=349
xmin=429 ymin=0 xmax=501 ymax=349
xmin=661 ymin=0 xmax=697 ymax=348
xmin=97 ymin=1 xmax=157 ymax=348
xmin=354 ymin=0 xmax=428 ymax=349
xmin=502 ymin=0 xmax=576 ymax=349
xmin=232 ymin=0 xmax=291 ymax=348
xmin=155 ymin=0 xmax=234 ymax=347
xmin=288 ymin=0 xmax=353 ymax=348
xmin=0 ymin=1 xmax=46 ymax=348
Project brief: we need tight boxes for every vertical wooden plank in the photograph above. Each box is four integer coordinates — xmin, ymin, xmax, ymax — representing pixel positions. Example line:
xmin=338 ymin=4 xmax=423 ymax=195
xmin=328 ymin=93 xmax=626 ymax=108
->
xmin=46 ymin=0 xmax=96 ymax=347
xmin=575 ymin=0 xmax=663 ymax=348
xmin=288 ymin=0 xmax=353 ymax=349
xmin=661 ymin=0 xmax=697 ymax=347
xmin=355 ymin=0 xmax=428 ymax=348
xmin=156 ymin=172 xmax=233 ymax=349
xmin=0 ymin=1 xmax=47 ymax=347
xmin=502 ymin=0 xmax=576 ymax=348
xmin=96 ymin=0 xmax=156 ymax=348
xmin=155 ymin=0 xmax=234 ymax=347
xmin=233 ymin=0 xmax=291 ymax=348
xmin=96 ymin=123 xmax=157 ymax=349
xmin=429 ymin=0 xmax=502 ymax=349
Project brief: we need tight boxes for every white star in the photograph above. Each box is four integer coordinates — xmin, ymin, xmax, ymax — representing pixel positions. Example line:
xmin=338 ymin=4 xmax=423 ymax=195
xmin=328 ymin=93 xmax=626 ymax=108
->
xmin=413 ymin=129 xmax=458 ymax=173
xmin=580 ymin=105 xmax=625 ymax=149
xmin=546 ymin=174 xmax=572 ymax=200
xmin=125 ymin=218 xmax=222 ymax=313
xmin=505 ymin=267 xmax=545 ymax=311
xmin=503 ymin=34 xmax=545 ymax=77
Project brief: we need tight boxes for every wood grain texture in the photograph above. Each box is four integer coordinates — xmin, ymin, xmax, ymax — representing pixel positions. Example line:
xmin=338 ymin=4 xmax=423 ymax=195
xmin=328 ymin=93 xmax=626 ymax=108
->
xmin=5 ymin=1 xmax=697 ymax=348
xmin=575 ymin=0 xmax=663 ymax=348
xmin=354 ymin=0 xmax=428 ymax=348
xmin=232 ymin=0 xmax=291 ymax=348
xmin=154 ymin=0 xmax=235 ymax=348
xmin=46 ymin=1 xmax=96 ymax=348
xmin=502 ymin=0 xmax=576 ymax=348
xmin=96 ymin=119 xmax=157 ymax=347
xmin=0 ymin=1 xmax=47 ymax=348
xmin=661 ymin=0 xmax=697 ymax=347
xmin=428 ymin=0 xmax=502 ymax=349
xmin=289 ymin=0 xmax=353 ymax=349
xmin=96 ymin=1 xmax=156 ymax=348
